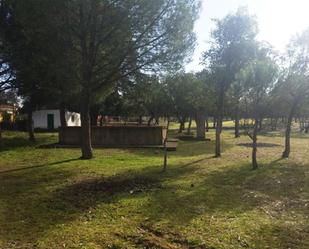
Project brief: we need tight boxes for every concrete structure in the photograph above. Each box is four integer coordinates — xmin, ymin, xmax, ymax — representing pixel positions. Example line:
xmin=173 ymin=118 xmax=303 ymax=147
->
xmin=59 ymin=125 xmax=167 ymax=147
xmin=33 ymin=109 xmax=80 ymax=130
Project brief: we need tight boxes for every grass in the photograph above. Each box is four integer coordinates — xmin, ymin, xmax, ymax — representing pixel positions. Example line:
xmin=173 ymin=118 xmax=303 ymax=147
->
xmin=169 ymin=120 xmax=236 ymax=131
xmin=0 ymin=127 xmax=308 ymax=249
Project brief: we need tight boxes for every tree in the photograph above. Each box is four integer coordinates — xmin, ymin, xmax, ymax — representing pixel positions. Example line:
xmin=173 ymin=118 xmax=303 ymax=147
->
xmin=165 ymin=73 xmax=193 ymax=133
xmin=240 ymin=44 xmax=278 ymax=169
xmin=0 ymin=51 xmax=14 ymax=93
xmin=0 ymin=3 xmax=14 ymax=93
xmin=0 ymin=0 xmax=79 ymax=140
xmin=123 ymin=74 xmax=172 ymax=125
xmin=188 ymin=71 xmax=214 ymax=139
xmin=202 ymin=7 xmax=258 ymax=157
xmin=275 ymin=28 xmax=309 ymax=158
xmin=55 ymin=0 xmax=200 ymax=159
xmin=0 ymin=89 xmax=17 ymax=138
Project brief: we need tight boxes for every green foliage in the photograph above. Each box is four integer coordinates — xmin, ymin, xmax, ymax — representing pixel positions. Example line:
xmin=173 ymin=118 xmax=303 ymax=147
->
xmin=164 ymin=72 xmax=215 ymax=119
xmin=237 ymin=45 xmax=278 ymax=117
xmin=203 ymin=7 xmax=258 ymax=85
xmin=270 ymin=28 xmax=309 ymax=118
xmin=123 ymin=74 xmax=172 ymax=118
xmin=0 ymin=0 xmax=79 ymax=109
xmin=60 ymin=0 xmax=201 ymax=100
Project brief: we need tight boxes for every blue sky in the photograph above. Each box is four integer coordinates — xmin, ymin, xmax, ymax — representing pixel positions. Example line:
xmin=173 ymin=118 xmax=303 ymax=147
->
xmin=186 ymin=0 xmax=309 ymax=72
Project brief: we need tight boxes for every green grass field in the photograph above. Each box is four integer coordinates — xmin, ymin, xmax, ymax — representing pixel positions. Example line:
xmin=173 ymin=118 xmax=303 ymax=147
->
xmin=0 ymin=126 xmax=308 ymax=249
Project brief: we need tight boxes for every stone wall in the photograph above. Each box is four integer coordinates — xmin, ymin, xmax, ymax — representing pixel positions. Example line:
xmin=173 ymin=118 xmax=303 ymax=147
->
xmin=59 ymin=125 xmax=166 ymax=147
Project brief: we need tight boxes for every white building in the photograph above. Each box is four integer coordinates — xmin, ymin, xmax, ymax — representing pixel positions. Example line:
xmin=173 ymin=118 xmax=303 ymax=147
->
xmin=32 ymin=109 xmax=81 ymax=130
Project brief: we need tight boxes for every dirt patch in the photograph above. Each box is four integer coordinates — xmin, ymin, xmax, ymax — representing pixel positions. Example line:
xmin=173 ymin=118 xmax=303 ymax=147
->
xmin=52 ymin=175 xmax=162 ymax=210
xmin=117 ymin=222 xmax=214 ymax=249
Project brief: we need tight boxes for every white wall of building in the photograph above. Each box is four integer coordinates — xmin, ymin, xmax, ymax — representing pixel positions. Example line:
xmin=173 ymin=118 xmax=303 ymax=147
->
xmin=66 ymin=111 xmax=81 ymax=127
xmin=32 ymin=109 xmax=81 ymax=129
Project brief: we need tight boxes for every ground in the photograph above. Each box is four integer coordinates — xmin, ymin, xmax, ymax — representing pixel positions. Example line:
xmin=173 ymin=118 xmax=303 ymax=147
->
xmin=0 ymin=124 xmax=308 ymax=249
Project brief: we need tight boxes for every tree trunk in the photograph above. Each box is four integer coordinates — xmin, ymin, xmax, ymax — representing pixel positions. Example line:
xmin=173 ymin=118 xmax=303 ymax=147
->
xmin=298 ymin=118 xmax=301 ymax=131
xmin=178 ymin=117 xmax=185 ymax=133
xmin=148 ymin=116 xmax=154 ymax=126
xmin=60 ymin=103 xmax=67 ymax=128
xmin=195 ymin=112 xmax=205 ymax=140
xmin=234 ymin=108 xmax=240 ymax=138
xmin=305 ymin=120 xmax=309 ymax=133
xmin=138 ymin=115 xmax=143 ymax=125
xmin=252 ymin=118 xmax=258 ymax=170
xmin=27 ymin=109 xmax=35 ymax=142
xmin=206 ymin=117 xmax=209 ymax=132
xmin=99 ymin=116 xmax=104 ymax=126
xmin=178 ymin=122 xmax=184 ymax=133
xmin=213 ymin=117 xmax=216 ymax=128
xmin=162 ymin=119 xmax=170 ymax=172
xmin=90 ymin=114 xmax=98 ymax=126
xmin=282 ymin=101 xmax=298 ymax=158
xmin=301 ymin=118 xmax=305 ymax=132
xmin=215 ymin=86 xmax=224 ymax=157
xmin=187 ymin=116 xmax=192 ymax=134
xmin=282 ymin=115 xmax=292 ymax=158
xmin=90 ymin=107 xmax=99 ymax=126
xmin=155 ymin=117 xmax=159 ymax=125
xmin=258 ymin=118 xmax=263 ymax=131
xmin=271 ymin=118 xmax=278 ymax=131
xmin=215 ymin=116 xmax=222 ymax=157
xmin=80 ymin=92 xmax=93 ymax=159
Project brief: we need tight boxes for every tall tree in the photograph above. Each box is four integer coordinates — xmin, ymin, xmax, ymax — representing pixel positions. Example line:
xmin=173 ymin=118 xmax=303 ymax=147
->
xmin=202 ymin=7 xmax=258 ymax=157
xmin=240 ymin=44 xmax=278 ymax=169
xmin=57 ymin=0 xmax=201 ymax=159
xmin=165 ymin=73 xmax=193 ymax=133
xmin=0 ymin=0 xmax=79 ymax=140
xmin=277 ymin=28 xmax=309 ymax=158
xmin=188 ymin=71 xmax=214 ymax=139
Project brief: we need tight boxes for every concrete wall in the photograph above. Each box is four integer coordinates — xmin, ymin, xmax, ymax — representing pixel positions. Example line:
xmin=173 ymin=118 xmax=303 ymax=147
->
xmin=59 ymin=126 xmax=166 ymax=147
xmin=33 ymin=110 xmax=81 ymax=129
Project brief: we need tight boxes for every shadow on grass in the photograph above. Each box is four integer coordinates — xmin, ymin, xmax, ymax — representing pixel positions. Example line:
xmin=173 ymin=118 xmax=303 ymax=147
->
xmin=255 ymin=222 xmax=309 ymax=248
xmin=0 ymin=156 xmax=308 ymax=247
xmin=237 ymin=142 xmax=282 ymax=148
xmin=0 ymin=132 xmax=57 ymax=152
xmin=259 ymin=130 xmax=309 ymax=139
xmin=0 ymin=163 xmax=199 ymax=247
xmin=0 ymin=158 xmax=80 ymax=174
xmin=126 ymin=139 xmax=233 ymax=159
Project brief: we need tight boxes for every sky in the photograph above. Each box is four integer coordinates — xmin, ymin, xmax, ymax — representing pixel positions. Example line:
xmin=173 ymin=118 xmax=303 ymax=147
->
xmin=186 ymin=0 xmax=309 ymax=72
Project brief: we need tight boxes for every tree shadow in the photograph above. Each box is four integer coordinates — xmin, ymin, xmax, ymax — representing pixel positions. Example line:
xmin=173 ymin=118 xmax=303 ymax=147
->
xmin=0 ymin=158 xmax=80 ymax=174
xmin=0 ymin=161 xmax=78 ymax=247
xmin=137 ymin=161 xmax=309 ymax=231
xmin=260 ymin=130 xmax=309 ymax=140
xmin=0 ymin=132 xmax=57 ymax=152
xmin=0 ymin=156 xmax=307 ymax=247
xmin=237 ymin=142 xmax=282 ymax=148
xmin=126 ymin=139 xmax=233 ymax=158
xmin=0 ymin=162 xmax=199 ymax=247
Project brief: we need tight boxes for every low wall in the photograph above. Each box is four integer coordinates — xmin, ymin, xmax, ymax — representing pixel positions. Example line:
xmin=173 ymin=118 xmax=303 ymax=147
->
xmin=59 ymin=125 xmax=166 ymax=147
